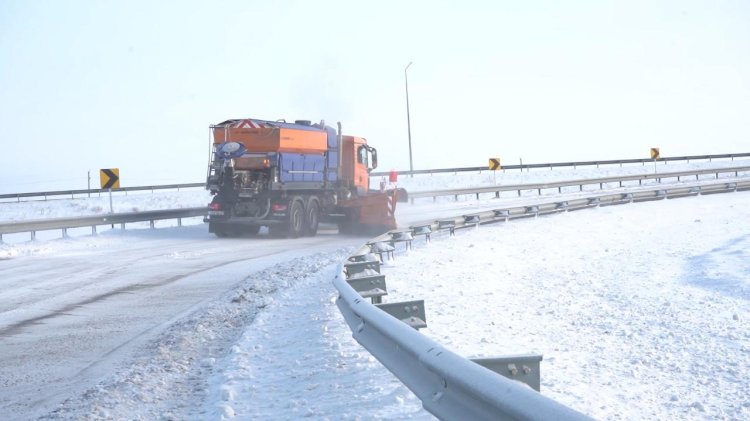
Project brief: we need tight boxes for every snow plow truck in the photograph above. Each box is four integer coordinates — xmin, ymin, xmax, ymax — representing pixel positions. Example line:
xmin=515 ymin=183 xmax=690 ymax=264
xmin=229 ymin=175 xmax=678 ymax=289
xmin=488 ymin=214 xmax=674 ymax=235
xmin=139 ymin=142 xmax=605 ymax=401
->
xmin=205 ymin=118 xmax=405 ymax=238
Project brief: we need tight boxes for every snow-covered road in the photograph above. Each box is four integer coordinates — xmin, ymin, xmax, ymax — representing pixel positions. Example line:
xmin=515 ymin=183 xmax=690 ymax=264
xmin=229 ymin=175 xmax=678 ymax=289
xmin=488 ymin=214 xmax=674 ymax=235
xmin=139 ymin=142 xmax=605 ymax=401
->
xmin=0 ymin=226 xmax=365 ymax=419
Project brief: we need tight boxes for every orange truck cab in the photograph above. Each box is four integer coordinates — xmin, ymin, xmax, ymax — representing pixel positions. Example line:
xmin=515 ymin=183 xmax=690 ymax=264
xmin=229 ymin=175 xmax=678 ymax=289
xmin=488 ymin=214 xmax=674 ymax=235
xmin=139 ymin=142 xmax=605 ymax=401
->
xmin=341 ymin=135 xmax=376 ymax=194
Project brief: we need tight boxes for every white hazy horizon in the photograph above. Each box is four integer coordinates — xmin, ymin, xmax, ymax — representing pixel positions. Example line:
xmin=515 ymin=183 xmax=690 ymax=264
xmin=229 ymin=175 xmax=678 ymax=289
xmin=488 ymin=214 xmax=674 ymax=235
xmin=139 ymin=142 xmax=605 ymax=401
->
xmin=2 ymin=0 xmax=749 ymax=194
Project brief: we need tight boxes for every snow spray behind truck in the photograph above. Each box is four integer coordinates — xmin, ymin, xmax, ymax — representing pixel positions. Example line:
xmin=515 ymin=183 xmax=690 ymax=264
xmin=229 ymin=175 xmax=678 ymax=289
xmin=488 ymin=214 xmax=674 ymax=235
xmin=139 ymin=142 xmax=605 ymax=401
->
xmin=205 ymin=118 xmax=405 ymax=238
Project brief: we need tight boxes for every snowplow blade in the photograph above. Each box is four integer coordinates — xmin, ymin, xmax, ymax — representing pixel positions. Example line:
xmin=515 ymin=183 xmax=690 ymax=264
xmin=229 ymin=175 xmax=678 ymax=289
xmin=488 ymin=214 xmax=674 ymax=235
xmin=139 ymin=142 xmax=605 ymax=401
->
xmin=338 ymin=190 xmax=400 ymax=235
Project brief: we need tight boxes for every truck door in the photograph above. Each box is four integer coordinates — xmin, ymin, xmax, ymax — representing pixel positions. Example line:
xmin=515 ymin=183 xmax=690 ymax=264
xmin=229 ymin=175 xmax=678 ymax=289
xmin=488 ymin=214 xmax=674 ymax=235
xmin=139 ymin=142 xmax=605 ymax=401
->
xmin=354 ymin=142 xmax=379 ymax=192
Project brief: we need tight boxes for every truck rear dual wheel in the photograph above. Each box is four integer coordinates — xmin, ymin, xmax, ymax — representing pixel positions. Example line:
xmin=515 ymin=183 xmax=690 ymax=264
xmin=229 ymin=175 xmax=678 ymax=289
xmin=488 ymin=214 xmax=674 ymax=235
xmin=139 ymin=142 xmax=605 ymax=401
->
xmin=287 ymin=198 xmax=305 ymax=238
xmin=268 ymin=197 xmax=319 ymax=238
xmin=304 ymin=198 xmax=320 ymax=237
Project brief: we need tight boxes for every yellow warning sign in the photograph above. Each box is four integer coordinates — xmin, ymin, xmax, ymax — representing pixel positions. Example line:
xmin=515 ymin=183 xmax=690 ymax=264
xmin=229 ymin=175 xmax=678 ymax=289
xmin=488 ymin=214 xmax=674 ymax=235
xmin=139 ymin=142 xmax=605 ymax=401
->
xmin=650 ymin=148 xmax=660 ymax=160
xmin=99 ymin=168 xmax=120 ymax=189
xmin=489 ymin=158 xmax=501 ymax=170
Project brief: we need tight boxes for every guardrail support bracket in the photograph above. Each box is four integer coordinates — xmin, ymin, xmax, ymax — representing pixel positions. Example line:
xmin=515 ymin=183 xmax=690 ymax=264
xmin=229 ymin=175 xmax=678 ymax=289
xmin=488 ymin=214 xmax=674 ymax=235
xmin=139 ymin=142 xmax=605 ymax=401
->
xmin=472 ymin=354 xmax=543 ymax=392
xmin=376 ymin=300 xmax=427 ymax=330
xmin=347 ymin=275 xmax=388 ymax=304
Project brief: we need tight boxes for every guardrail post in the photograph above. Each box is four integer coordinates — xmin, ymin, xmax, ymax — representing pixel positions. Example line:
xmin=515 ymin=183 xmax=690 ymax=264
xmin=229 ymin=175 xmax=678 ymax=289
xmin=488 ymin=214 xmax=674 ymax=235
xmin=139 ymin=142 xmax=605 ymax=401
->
xmin=121 ymin=223 xmax=125 ymax=230
xmin=150 ymin=220 xmax=155 ymax=229
xmin=368 ymin=241 xmax=395 ymax=262
xmin=376 ymin=300 xmax=427 ymax=330
xmin=437 ymin=219 xmax=456 ymax=236
xmin=346 ymin=273 xmax=387 ymax=304
xmin=463 ymin=215 xmax=481 ymax=227
xmin=62 ymin=228 xmax=69 ymax=239
xmin=92 ymin=225 xmax=97 ymax=235
xmin=493 ymin=209 xmax=510 ymax=222
xmin=178 ymin=218 xmax=182 ymax=227
xmin=390 ymin=230 xmax=414 ymax=251
xmin=31 ymin=231 xmax=36 ymax=241
xmin=411 ymin=225 xmax=432 ymax=242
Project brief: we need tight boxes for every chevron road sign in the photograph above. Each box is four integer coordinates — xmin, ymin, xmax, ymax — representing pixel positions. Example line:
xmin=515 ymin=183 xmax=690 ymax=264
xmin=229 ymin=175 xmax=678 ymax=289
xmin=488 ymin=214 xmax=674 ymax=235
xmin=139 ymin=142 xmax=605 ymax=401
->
xmin=99 ymin=168 xmax=120 ymax=189
xmin=650 ymin=148 xmax=660 ymax=160
xmin=489 ymin=158 xmax=501 ymax=170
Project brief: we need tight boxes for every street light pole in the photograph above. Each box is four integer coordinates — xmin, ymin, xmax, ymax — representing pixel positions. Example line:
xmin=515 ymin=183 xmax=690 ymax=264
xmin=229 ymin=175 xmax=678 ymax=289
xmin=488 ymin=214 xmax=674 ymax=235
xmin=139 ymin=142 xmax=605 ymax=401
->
xmin=405 ymin=61 xmax=414 ymax=177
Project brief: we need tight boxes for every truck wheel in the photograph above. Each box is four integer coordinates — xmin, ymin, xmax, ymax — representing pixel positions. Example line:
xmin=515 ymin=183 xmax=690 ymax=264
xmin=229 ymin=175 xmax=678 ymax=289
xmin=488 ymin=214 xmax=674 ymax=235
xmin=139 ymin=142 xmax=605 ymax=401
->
xmin=287 ymin=198 xmax=305 ymax=238
xmin=304 ymin=198 xmax=320 ymax=236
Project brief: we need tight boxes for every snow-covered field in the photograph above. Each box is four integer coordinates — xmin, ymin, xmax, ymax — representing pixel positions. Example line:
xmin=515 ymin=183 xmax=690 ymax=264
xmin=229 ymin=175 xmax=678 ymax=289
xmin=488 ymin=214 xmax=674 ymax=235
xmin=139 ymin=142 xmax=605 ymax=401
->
xmin=384 ymin=192 xmax=750 ymax=420
xmin=1 ymin=160 xmax=749 ymax=420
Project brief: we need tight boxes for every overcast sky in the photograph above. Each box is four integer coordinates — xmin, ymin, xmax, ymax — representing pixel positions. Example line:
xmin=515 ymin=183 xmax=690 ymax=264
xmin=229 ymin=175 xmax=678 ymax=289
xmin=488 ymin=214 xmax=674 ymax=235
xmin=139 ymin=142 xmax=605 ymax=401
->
xmin=1 ymin=0 xmax=749 ymax=193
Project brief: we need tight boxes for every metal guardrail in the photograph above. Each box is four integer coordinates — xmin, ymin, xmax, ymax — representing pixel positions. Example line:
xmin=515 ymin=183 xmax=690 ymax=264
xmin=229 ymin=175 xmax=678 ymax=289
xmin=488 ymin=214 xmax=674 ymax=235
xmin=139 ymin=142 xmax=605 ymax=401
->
xmin=0 ymin=207 xmax=207 ymax=242
xmin=3 ymin=153 xmax=748 ymax=202
xmin=408 ymin=166 xmax=750 ymax=201
xmin=0 ymin=183 xmax=205 ymax=202
xmin=3 ymin=167 xmax=748 ymax=241
xmin=371 ymin=152 xmax=750 ymax=177
xmin=335 ymin=271 xmax=591 ymax=420
xmin=333 ymin=179 xmax=749 ymax=419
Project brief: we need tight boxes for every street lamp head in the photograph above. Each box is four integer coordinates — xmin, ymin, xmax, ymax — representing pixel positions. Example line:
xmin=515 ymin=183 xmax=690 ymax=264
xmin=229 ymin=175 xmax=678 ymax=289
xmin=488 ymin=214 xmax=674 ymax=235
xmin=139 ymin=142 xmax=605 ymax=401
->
xmin=405 ymin=61 xmax=413 ymax=71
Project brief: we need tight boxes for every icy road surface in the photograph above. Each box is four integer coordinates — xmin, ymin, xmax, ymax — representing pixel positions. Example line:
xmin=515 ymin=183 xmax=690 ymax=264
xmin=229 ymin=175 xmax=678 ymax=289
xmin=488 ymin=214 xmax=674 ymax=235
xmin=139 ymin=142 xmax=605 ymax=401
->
xmin=0 ymin=227 xmax=380 ymax=419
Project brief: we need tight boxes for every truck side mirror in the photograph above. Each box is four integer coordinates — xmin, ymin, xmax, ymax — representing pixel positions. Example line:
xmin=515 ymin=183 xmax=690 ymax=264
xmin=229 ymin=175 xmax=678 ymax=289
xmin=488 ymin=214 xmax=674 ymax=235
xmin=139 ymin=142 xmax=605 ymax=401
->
xmin=371 ymin=148 xmax=378 ymax=170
